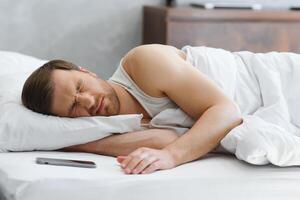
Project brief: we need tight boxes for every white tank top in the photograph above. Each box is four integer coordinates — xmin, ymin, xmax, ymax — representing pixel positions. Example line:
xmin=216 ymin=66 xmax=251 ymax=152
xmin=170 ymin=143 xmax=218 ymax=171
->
xmin=108 ymin=59 xmax=177 ymax=118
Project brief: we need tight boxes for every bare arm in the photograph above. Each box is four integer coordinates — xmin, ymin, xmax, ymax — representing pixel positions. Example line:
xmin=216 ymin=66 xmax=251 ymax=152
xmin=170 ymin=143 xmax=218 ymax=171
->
xmin=117 ymin=45 xmax=242 ymax=174
xmin=165 ymin=103 xmax=241 ymax=165
xmin=59 ymin=128 xmax=179 ymax=157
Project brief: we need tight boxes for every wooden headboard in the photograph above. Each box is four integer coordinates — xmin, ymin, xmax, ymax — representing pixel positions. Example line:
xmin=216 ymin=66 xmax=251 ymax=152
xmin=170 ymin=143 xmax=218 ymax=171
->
xmin=143 ymin=6 xmax=300 ymax=53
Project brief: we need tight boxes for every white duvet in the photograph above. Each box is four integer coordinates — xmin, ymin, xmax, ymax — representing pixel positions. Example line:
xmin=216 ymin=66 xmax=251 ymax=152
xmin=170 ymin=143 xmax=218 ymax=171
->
xmin=182 ymin=46 xmax=300 ymax=166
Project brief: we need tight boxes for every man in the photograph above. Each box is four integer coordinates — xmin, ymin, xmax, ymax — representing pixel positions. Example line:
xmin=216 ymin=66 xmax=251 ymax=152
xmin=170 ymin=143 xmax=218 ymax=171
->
xmin=21 ymin=44 xmax=242 ymax=174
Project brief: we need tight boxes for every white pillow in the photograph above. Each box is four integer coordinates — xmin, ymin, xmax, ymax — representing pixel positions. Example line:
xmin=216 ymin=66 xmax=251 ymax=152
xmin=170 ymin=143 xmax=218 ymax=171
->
xmin=0 ymin=51 xmax=47 ymax=76
xmin=0 ymin=51 xmax=142 ymax=152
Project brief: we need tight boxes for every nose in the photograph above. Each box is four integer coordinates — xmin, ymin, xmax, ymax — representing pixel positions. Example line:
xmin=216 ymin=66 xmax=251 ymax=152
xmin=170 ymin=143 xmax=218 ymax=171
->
xmin=75 ymin=92 xmax=95 ymax=110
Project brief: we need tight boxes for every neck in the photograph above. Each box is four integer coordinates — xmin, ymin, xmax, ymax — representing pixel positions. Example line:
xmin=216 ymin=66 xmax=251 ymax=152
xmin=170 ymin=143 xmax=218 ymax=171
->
xmin=108 ymin=82 xmax=149 ymax=118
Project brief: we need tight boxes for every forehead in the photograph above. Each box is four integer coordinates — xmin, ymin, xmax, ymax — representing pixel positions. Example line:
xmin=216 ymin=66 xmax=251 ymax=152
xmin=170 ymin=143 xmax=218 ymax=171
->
xmin=52 ymin=69 xmax=79 ymax=93
xmin=51 ymin=69 xmax=79 ymax=116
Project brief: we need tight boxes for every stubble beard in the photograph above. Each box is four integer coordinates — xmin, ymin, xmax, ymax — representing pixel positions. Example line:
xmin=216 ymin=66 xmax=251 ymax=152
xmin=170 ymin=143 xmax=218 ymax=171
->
xmin=103 ymin=82 xmax=120 ymax=116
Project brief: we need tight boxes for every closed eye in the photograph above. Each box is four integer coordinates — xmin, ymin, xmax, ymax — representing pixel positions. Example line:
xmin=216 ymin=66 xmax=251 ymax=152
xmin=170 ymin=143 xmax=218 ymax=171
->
xmin=68 ymin=79 xmax=84 ymax=116
xmin=78 ymin=79 xmax=84 ymax=92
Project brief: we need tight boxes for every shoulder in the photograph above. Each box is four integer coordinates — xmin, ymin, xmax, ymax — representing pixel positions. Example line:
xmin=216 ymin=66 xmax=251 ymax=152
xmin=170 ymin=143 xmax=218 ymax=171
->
xmin=123 ymin=44 xmax=185 ymax=66
xmin=122 ymin=44 xmax=185 ymax=83
xmin=121 ymin=44 xmax=187 ymax=96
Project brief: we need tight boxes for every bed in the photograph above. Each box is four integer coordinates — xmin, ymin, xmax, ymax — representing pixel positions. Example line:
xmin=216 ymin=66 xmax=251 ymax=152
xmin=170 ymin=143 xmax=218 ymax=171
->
xmin=1 ymin=151 xmax=300 ymax=200
xmin=2 ymin=46 xmax=300 ymax=199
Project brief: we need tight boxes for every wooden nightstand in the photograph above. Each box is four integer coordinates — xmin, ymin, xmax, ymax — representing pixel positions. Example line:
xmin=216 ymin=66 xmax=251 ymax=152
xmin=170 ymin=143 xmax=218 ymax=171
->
xmin=143 ymin=6 xmax=300 ymax=53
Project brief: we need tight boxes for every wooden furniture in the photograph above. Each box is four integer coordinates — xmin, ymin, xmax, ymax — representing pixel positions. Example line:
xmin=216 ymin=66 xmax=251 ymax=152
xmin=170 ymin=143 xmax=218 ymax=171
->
xmin=143 ymin=6 xmax=300 ymax=53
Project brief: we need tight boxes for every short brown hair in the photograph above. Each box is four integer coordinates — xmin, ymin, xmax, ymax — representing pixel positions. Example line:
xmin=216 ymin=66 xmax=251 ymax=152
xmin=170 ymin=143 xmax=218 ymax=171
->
xmin=21 ymin=59 xmax=80 ymax=115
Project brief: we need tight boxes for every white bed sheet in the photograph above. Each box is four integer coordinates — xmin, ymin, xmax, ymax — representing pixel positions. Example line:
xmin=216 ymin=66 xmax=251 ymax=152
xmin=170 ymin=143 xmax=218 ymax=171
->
xmin=0 ymin=151 xmax=299 ymax=200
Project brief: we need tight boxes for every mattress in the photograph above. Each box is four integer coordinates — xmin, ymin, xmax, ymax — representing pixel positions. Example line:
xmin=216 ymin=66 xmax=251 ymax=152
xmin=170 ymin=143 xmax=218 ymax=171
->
xmin=0 ymin=151 xmax=299 ymax=200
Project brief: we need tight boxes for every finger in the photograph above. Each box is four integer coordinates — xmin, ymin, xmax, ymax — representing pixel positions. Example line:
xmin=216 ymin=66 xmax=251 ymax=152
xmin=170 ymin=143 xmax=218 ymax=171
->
xmin=132 ymin=156 xmax=158 ymax=174
xmin=126 ymin=153 xmax=148 ymax=173
xmin=120 ymin=155 xmax=133 ymax=170
xmin=121 ymin=148 xmax=144 ymax=170
xmin=116 ymin=156 xmax=126 ymax=164
xmin=141 ymin=160 xmax=161 ymax=174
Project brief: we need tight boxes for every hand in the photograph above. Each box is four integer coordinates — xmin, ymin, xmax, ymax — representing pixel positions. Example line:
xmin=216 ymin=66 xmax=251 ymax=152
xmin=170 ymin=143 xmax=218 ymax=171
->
xmin=116 ymin=147 xmax=176 ymax=174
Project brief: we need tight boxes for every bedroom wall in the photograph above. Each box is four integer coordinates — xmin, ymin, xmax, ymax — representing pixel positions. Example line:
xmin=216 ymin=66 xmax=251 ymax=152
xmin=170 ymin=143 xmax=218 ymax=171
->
xmin=0 ymin=0 xmax=298 ymax=79
xmin=0 ymin=0 xmax=163 ymax=79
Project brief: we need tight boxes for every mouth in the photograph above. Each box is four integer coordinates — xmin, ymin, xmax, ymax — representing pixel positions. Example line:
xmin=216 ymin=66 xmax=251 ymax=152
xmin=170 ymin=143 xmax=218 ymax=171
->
xmin=95 ymin=97 xmax=104 ymax=115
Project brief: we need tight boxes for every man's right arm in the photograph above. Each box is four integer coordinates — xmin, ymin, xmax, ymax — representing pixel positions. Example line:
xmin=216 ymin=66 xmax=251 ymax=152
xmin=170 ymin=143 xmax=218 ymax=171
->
xmin=59 ymin=129 xmax=179 ymax=157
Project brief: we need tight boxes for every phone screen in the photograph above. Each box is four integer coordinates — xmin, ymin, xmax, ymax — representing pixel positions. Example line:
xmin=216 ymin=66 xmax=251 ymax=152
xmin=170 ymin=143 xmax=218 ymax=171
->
xmin=36 ymin=157 xmax=97 ymax=168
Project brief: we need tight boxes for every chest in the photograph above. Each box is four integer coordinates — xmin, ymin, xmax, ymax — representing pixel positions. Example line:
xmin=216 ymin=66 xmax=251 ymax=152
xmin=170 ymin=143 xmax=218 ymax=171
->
xmin=123 ymin=89 xmax=152 ymax=119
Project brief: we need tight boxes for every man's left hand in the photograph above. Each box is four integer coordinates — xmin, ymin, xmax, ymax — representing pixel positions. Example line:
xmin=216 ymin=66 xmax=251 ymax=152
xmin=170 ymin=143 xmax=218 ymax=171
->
xmin=116 ymin=147 xmax=176 ymax=174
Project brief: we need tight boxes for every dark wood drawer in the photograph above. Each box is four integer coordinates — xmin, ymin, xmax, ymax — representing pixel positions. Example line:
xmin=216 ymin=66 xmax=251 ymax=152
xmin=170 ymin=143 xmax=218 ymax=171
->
xmin=167 ymin=21 xmax=300 ymax=52
xmin=143 ymin=6 xmax=300 ymax=53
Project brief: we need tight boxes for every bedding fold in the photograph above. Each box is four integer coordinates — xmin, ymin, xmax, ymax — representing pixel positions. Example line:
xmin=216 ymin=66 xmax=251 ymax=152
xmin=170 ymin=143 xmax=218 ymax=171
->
xmin=182 ymin=46 xmax=300 ymax=166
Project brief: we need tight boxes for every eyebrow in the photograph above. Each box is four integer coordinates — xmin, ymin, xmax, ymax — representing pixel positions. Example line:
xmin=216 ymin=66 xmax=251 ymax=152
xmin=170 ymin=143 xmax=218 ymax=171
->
xmin=67 ymin=79 xmax=83 ymax=116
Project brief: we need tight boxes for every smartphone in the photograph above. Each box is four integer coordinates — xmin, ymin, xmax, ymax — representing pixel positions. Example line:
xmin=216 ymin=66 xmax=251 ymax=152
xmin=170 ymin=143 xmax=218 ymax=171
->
xmin=36 ymin=157 xmax=96 ymax=168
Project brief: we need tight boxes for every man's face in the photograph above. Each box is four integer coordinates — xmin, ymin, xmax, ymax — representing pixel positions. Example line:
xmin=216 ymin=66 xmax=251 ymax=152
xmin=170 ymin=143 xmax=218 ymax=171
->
xmin=51 ymin=69 xmax=120 ymax=117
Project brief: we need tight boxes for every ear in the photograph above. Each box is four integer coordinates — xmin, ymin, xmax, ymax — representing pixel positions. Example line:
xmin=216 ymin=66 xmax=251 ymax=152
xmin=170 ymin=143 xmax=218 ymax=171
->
xmin=79 ymin=66 xmax=98 ymax=77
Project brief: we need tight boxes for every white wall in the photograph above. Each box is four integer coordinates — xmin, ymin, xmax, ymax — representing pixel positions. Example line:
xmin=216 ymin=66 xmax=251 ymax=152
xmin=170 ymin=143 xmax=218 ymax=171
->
xmin=0 ymin=0 xmax=163 ymax=79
